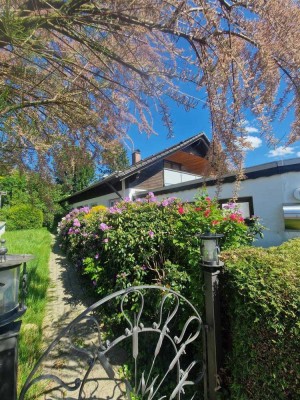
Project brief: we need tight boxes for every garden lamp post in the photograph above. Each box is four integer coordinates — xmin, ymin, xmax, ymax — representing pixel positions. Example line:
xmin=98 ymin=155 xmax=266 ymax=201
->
xmin=199 ymin=233 xmax=224 ymax=400
xmin=0 ymin=240 xmax=34 ymax=400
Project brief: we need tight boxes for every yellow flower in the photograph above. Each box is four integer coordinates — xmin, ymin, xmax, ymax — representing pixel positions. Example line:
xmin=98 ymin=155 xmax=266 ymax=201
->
xmin=85 ymin=205 xmax=107 ymax=219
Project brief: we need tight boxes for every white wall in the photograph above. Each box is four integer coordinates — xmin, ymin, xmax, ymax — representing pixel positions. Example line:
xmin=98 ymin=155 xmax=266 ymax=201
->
xmin=154 ymin=171 xmax=300 ymax=248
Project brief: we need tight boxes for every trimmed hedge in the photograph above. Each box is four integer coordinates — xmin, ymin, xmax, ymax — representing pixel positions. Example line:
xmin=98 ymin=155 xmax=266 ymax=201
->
xmin=0 ymin=204 xmax=44 ymax=230
xmin=221 ymin=239 xmax=300 ymax=399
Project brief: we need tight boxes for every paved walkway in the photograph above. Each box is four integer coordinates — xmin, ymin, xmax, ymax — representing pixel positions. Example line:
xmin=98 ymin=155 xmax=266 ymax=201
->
xmin=35 ymin=236 xmax=126 ymax=399
xmin=43 ymin=236 xmax=94 ymax=340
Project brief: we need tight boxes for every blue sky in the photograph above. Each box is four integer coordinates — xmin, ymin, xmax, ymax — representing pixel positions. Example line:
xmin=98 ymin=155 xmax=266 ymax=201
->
xmin=125 ymin=101 xmax=300 ymax=168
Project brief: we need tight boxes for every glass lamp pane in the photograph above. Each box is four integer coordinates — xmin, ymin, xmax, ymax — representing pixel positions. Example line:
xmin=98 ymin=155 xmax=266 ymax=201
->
xmin=202 ymin=239 xmax=217 ymax=262
xmin=0 ymin=267 xmax=20 ymax=315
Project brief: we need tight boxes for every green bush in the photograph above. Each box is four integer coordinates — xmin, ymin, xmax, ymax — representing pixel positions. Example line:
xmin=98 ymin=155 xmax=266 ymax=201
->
xmin=0 ymin=171 xmax=64 ymax=230
xmin=58 ymin=193 xmax=262 ymax=306
xmin=221 ymin=239 xmax=300 ymax=399
xmin=1 ymin=203 xmax=44 ymax=230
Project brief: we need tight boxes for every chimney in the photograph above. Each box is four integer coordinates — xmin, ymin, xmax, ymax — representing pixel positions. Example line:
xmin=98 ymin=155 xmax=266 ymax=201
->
xmin=132 ymin=149 xmax=141 ymax=165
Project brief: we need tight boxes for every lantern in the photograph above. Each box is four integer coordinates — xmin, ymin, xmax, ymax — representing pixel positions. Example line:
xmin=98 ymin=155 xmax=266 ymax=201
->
xmin=0 ymin=240 xmax=34 ymax=326
xmin=0 ymin=240 xmax=34 ymax=400
xmin=199 ymin=233 xmax=224 ymax=267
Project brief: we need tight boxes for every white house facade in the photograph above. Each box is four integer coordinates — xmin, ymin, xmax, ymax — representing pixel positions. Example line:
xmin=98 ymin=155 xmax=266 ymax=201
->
xmin=62 ymin=133 xmax=300 ymax=248
xmin=144 ymin=158 xmax=300 ymax=248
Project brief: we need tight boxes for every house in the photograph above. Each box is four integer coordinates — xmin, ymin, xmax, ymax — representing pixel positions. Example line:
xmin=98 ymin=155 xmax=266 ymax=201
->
xmin=140 ymin=158 xmax=300 ymax=247
xmin=61 ymin=132 xmax=210 ymax=208
xmin=62 ymin=133 xmax=300 ymax=247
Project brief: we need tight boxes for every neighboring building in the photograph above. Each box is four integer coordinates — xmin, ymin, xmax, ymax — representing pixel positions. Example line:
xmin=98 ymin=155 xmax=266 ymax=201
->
xmin=61 ymin=132 xmax=210 ymax=208
xmin=62 ymin=133 xmax=300 ymax=248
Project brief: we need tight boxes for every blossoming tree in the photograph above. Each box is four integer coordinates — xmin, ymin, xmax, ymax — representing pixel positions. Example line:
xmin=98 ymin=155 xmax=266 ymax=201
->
xmin=1 ymin=0 xmax=299 ymax=174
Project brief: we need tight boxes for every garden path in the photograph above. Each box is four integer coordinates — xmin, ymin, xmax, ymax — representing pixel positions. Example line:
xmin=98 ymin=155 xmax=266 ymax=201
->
xmin=38 ymin=235 xmax=126 ymax=399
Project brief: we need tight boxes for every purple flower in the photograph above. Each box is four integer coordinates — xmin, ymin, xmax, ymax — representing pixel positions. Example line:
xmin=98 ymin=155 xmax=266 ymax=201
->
xmin=161 ymin=199 xmax=169 ymax=207
xmin=68 ymin=228 xmax=74 ymax=235
xmin=80 ymin=206 xmax=90 ymax=214
xmin=103 ymin=238 xmax=109 ymax=243
xmin=108 ymin=206 xmax=123 ymax=214
xmin=92 ymin=280 xmax=97 ymax=286
xmin=223 ymin=203 xmax=236 ymax=210
xmin=148 ymin=192 xmax=155 ymax=197
xmin=148 ymin=230 xmax=154 ymax=238
xmin=73 ymin=218 xmax=81 ymax=227
xmin=124 ymin=197 xmax=131 ymax=203
xmin=99 ymin=222 xmax=111 ymax=231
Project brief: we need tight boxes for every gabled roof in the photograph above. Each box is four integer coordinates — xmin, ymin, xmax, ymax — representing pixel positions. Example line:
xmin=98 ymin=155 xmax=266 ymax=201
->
xmin=62 ymin=132 xmax=210 ymax=203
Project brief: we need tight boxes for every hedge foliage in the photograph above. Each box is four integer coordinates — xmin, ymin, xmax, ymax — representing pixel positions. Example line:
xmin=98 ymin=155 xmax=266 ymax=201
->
xmin=221 ymin=240 xmax=300 ymax=399
xmin=0 ymin=203 xmax=43 ymax=230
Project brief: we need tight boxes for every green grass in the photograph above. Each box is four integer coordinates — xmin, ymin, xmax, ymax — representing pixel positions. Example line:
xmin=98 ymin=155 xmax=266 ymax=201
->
xmin=3 ymin=228 xmax=52 ymax=394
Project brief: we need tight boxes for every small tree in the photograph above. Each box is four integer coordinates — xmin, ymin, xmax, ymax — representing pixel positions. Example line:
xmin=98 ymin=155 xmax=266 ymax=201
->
xmin=53 ymin=143 xmax=96 ymax=194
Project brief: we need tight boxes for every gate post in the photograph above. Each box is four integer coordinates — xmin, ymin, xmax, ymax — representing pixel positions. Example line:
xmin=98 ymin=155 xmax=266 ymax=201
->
xmin=198 ymin=233 xmax=224 ymax=400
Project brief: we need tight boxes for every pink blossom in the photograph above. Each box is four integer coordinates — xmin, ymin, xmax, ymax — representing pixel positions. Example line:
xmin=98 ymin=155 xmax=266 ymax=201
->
xmin=103 ymin=238 xmax=109 ymax=243
xmin=148 ymin=230 xmax=154 ymax=238
xmin=99 ymin=222 xmax=111 ymax=231
xmin=73 ymin=218 xmax=81 ymax=227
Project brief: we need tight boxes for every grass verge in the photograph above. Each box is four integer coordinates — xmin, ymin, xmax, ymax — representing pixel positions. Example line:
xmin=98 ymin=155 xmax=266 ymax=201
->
xmin=3 ymin=228 xmax=52 ymax=395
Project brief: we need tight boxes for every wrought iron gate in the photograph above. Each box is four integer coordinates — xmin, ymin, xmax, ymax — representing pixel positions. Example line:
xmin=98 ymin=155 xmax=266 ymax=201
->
xmin=19 ymin=285 xmax=207 ymax=400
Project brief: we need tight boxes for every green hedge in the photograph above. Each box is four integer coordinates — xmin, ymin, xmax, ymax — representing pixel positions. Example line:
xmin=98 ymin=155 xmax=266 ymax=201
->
xmin=0 ymin=203 xmax=44 ymax=230
xmin=221 ymin=239 xmax=300 ymax=399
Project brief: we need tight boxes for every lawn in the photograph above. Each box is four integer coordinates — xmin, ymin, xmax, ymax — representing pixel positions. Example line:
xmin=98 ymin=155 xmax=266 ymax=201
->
xmin=3 ymin=228 xmax=52 ymax=394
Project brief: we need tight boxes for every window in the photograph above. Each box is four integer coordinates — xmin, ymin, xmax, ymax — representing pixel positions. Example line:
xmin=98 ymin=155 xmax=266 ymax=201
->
xmin=109 ymin=198 xmax=120 ymax=207
xmin=219 ymin=197 xmax=254 ymax=220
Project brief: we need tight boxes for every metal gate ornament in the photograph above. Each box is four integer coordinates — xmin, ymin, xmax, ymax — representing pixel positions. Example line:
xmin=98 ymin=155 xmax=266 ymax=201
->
xmin=19 ymin=286 xmax=206 ymax=400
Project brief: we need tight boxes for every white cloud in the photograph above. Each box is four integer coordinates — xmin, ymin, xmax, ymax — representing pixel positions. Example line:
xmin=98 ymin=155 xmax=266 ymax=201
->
xmin=297 ymin=152 xmax=300 ymax=157
xmin=268 ymin=146 xmax=295 ymax=157
xmin=236 ymin=135 xmax=262 ymax=151
xmin=244 ymin=126 xmax=259 ymax=134
xmin=245 ymin=136 xmax=262 ymax=149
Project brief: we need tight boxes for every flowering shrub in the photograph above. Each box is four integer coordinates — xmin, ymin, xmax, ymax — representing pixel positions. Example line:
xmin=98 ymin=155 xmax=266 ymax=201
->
xmin=58 ymin=192 xmax=263 ymax=304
